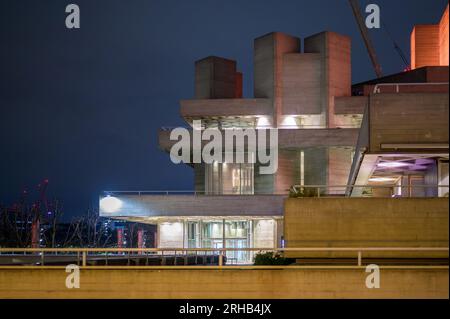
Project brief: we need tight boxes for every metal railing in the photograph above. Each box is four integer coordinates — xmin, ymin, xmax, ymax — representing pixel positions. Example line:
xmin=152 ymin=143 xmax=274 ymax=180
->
xmin=103 ymin=184 xmax=450 ymax=198
xmin=103 ymin=190 xmax=287 ymax=196
xmin=161 ymin=124 xmax=360 ymax=130
xmin=0 ymin=247 xmax=448 ymax=268
xmin=291 ymin=184 xmax=449 ymax=198
xmin=373 ymin=82 xmax=449 ymax=94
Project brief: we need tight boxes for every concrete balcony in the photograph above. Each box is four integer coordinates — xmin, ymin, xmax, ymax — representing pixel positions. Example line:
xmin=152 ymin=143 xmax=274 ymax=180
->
xmin=347 ymin=91 xmax=449 ymax=195
xmin=180 ymin=98 xmax=273 ymax=127
xmin=99 ymin=193 xmax=285 ymax=220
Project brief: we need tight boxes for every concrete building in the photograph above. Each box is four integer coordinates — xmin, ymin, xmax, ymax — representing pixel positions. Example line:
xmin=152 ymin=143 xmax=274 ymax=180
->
xmin=100 ymin=30 xmax=362 ymax=263
xmin=100 ymin=22 xmax=448 ymax=263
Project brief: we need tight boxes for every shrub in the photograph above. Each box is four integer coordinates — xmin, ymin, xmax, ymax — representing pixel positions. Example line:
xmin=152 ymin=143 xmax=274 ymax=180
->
xmin=253 ymin=252 xmax=294 ymax=265
xmin=288 ymin=187 xmax=323 ymax=198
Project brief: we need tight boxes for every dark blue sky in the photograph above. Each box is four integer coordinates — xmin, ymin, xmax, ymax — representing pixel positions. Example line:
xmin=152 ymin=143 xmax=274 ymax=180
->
xmin=0 ymin=0 xmax=448 ymax=218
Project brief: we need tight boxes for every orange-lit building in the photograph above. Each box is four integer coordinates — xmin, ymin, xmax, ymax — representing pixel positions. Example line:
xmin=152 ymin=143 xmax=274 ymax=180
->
xmin=411 ymin=3 xmax=449 ymax=69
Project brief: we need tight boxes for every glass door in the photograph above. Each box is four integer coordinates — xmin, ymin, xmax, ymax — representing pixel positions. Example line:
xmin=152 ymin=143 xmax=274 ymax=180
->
xmin=224 ymin=220 xmax=250 ymax=264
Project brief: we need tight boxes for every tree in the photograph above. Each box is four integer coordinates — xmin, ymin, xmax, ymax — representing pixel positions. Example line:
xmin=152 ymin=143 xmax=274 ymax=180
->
xmin=0 ymin=203 xmax=34 ymax=247
xmin=72 ymin=209 xmax=113 ymax=247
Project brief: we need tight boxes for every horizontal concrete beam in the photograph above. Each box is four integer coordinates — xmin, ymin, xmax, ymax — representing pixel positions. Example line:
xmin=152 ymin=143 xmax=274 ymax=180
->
xmin=0 ymin=267 xmax=447 ymax=298
xmin=278 ymin=128 xmax=358 ymax=148
xmin=180 ymin=98 xmax=272 ymax=118
xmin=158 ymin=128 xmax=359 ymax=152
xmin=99 ymin=194 xmax=285 ymax=218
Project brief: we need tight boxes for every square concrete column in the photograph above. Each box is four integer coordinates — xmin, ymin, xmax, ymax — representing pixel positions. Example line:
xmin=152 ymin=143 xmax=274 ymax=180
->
xmin=254 ymin=32 xmax=300 ymax=127
xmin=305 ymin=32 xmax=351 ymax=128
xmin=195 ymin=56 xmax=242 ymax=99
xmin=281 ymin=53 xmax=322 ymax=117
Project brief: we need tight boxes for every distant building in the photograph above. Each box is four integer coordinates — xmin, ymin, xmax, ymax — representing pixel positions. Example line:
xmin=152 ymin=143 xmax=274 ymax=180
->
xmin=411 ymin=4 xmax=449 ymax=69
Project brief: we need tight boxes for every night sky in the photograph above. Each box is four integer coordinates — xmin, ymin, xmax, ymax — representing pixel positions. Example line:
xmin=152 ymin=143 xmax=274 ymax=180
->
xmin=0 ymin=0 xmax=448 ymax=219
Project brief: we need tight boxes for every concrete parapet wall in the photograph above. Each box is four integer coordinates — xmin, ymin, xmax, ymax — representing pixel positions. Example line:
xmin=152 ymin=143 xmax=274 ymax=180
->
xmin=369 ymin=93 xmax=449 ymax=153
xmin=0 ymin=266 xmax=447 ymax=299
xmin=284 ymin=198 xmax=449 ymax=258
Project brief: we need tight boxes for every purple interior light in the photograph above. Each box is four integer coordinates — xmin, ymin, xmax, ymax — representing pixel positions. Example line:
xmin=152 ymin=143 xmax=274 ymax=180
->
xmin=377 ymin=162 xmax=409 ymax=168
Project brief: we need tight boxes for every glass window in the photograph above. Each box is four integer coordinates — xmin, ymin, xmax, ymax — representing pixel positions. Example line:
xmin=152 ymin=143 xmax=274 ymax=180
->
xmin=187 ymin=221 xmax=199 ymax=248
xmin=225 ymin=221 xmax=248 ymax=238
xmin=201 ymin=220 xmax=223 ymax=248
xmin=206 ymin=162 xmax=254 ymax=195
xmin=439 ymin=160 xmax=449 ymax=197
xmin=229 ymin=163 xmax=253 ymax=195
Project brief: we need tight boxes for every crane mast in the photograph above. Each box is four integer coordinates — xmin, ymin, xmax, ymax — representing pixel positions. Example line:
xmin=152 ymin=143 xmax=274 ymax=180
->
xmin=348 ymin=0 xmax=383 ymax=78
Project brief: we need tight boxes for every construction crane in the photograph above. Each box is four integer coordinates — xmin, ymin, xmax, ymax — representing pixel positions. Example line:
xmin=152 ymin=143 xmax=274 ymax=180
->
xmin=381 ymin=20 xmax=411 ymax=71
xmin=348 ymin=0 xmax=383 ymax=78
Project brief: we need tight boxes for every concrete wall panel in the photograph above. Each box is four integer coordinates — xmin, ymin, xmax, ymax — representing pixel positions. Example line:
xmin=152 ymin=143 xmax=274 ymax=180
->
xmin=282 ymin=53 xmax=322 ymax=115
xmin=369 ymin=93 xmax=449 ymax=152
xmin=100 ymin=194 xmax=285 ymax=218
xmin=284 ymin=198 xmax=449 ymax=258
xmin=0 ymin=267 xmax=447 ymax=299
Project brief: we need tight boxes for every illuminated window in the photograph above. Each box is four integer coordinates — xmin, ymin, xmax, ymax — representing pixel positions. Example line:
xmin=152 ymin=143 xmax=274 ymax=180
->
xmin=206 ymin=161 xmax=254 ymax=195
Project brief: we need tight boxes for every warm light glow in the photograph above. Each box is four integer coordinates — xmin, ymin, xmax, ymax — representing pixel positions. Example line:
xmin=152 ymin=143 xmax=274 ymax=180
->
xmin=377 ymin=162 xmax=409 ymax=168
xmin=280 ymin=116 xmax=298 ymax=128
xmin=369 ymin=177 xmax=398 ymax=183
xmin=256 ymin=116 xmax=270 ymax=128
xmin=100 ymin=196 xmax=122 ymax=213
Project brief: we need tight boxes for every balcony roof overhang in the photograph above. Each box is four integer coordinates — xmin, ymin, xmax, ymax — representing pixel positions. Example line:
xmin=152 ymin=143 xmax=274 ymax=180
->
xmin=158 ymin=128 xmax=359 ymax=154
xmin=99 ymin=194 xmax=285 ymax=219
xmin=180 ymin=98 xmax=273 ymax=128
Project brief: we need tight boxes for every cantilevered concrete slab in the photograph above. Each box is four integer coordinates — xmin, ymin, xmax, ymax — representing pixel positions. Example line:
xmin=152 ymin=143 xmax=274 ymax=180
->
xmin=99 ymin=194 xmax=285 ymax=220
xmin=158 ymin=128 xmax=359 ymax=153
xmin=180 ymin=98 xmax=273 ymax=127
xmin=347 ymin=92 xmax=449 ymax=196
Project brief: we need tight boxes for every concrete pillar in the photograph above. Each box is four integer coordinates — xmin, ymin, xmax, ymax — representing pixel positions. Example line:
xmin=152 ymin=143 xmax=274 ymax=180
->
xmin=274 ymin=149 xmax=300 ymax=193
xmin=305 ymin=32 xmax=351 ymax=128
xmin=235 ymin=72 xmax=243 ymax=98
xmin=195 ymin=56 xmax=242 ymax=99
xmin=158 ymin=221 xmax=184 ymax=248
xmin=253 ymin=219 xmax=276 ymax=248
xmin=254 ymin=32 xmax=300 ymax=127
xmin=281 ymin=53 xmax=322 ymax=117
